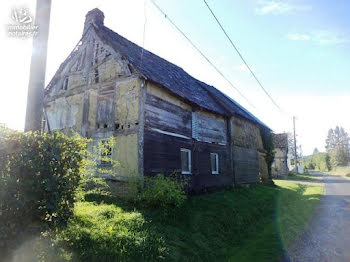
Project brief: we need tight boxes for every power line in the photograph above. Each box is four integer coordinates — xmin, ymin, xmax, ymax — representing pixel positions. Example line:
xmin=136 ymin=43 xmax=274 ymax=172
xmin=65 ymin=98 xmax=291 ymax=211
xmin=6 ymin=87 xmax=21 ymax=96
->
xmin=150 ymin=0 xmax=256 ymax=109
xmin=203 ymin=0 xmax=282 ymax=112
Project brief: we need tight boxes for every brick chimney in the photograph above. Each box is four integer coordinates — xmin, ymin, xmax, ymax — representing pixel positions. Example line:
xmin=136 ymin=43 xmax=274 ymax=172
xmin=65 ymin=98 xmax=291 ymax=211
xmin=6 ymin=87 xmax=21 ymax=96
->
xmin=83 ymin=8 xmax=104 ymax=34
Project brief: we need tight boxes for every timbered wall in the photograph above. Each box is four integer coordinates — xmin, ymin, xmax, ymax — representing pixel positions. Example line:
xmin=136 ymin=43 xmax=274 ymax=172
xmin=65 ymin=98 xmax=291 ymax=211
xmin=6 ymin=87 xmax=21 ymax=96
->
xmin=143 ymin=83 xmax=233 ymax=192
xmin=44 ymin=31 xmax=142 ymax=180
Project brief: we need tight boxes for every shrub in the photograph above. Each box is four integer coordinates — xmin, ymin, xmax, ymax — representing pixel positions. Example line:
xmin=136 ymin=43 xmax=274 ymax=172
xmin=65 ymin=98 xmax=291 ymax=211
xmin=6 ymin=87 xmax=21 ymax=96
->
xmin=329 ymin=147 xmax=348 ymax=168
xmin=304 ymin=152 xmax=330 ymax=172
xmin=260 ymin=127 xmax=275 ymax=182
xmin=0 ymin=129 xmax=87 ymax=258
xmin=141 ymin=174 xmax=186 ymax=208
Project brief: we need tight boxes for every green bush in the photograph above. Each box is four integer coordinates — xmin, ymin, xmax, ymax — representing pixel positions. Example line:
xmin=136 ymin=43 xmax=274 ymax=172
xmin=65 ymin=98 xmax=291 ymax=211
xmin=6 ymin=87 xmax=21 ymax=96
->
xmin=0 ymin=129 xmax=87 ymax=258
xmin=141 ymin=174 xmax=186 ymax=208
xmin=304 ymin=152 xmax=330 ymax=172
xmin=260 ymin=127 xmax=275 ymax=182
xmin=329 ymin=147 xmax=348 ymax=168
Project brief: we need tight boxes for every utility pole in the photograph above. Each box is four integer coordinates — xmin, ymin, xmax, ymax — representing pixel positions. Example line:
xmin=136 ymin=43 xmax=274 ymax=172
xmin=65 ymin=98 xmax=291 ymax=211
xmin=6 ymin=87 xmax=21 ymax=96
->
xmin=293 ymin=116 xmax=298 ymax=172
xmin=24 ymin=0 xmax=52 ymax=132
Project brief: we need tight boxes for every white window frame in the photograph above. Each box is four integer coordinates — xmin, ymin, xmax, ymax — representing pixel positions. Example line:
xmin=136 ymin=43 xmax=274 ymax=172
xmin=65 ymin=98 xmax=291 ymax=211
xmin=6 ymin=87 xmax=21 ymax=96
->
xmin=181 ymin=148 xmax=192 ymax=174
xmin=211 ymin=153 xmax=219 ymax=175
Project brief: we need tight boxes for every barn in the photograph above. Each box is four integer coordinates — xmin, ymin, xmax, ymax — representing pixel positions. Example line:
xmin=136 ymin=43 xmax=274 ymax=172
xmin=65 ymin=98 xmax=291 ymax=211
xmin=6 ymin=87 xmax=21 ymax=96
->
xmin=44 ymin=8 xmax=271 ymax=193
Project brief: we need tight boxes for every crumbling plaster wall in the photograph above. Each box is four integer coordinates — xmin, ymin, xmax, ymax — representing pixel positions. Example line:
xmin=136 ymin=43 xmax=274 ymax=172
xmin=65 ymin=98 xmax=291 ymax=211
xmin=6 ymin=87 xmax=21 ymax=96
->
xmin=44 ymin=32 xmax=143 ymax=179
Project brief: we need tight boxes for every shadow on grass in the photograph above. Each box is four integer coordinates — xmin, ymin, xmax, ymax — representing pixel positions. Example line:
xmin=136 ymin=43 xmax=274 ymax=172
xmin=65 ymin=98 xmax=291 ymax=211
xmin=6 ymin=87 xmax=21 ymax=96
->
xmin=73 ymin=182 xmax=322 ymax=262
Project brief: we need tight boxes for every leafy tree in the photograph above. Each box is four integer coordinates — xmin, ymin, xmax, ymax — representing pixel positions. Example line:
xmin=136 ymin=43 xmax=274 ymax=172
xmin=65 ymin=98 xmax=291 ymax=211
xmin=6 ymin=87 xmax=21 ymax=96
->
xmin=329 ymin=147 xmax=348 ymax=167
xmin=313 ymin=148 xmax=319 ymax=155
xmin=304 ymin=153 xmax=330 ymax=172
xmin=325 ymin=126 xmax=349 ymax=166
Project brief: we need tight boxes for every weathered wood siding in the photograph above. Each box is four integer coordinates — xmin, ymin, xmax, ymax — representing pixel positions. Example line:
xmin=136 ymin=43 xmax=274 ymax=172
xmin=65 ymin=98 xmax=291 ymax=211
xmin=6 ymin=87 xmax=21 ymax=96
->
xmin=145 ymin=94 xmax=191 ymax=137
xmin=144 ymin=130 xmax=232 ymax=192
xmin=233 ymin=146 xmax=259 ymax=184
xmin=192 ymin=111 xmax=227 ymax=145
xmin=143 ymin=83 xmax=233 ymax=192
xmin=230 ymin=116 xmax=263 ymax=184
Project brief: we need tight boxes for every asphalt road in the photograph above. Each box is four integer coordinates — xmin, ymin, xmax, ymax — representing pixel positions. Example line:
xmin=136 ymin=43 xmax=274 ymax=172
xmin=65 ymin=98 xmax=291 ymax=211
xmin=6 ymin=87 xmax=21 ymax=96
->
xmin=286 ymin=172 xmax=350 ymax=262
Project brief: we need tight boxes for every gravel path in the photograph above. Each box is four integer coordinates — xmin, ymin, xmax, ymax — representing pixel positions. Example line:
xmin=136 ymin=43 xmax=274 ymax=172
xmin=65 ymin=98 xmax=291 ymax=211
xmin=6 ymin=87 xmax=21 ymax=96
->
xmin=285 ymin=172 xmax=350 ymax=262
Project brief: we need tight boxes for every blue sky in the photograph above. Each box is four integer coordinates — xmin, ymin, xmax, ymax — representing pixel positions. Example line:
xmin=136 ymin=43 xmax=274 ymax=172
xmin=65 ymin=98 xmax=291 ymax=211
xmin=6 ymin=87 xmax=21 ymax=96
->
xmin=156 ymin=0 xmax=350 ymax=96
xmin=0 ymin=0 xmax=349 ymax=155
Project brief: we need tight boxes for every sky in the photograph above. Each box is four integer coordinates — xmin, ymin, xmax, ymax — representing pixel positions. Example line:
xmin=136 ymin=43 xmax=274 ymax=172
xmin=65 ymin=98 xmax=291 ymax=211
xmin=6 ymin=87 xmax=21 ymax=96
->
xmin=0 ymin=0 xmax=349 ymax=155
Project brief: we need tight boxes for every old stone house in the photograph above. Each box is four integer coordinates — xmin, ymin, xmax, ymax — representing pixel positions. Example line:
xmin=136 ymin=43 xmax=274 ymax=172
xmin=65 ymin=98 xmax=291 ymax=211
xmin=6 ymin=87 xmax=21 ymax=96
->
xmin=44 ymin=8 xmax=271 ymax=192
xmin=272 ymin=133 xmax=289 ymax=177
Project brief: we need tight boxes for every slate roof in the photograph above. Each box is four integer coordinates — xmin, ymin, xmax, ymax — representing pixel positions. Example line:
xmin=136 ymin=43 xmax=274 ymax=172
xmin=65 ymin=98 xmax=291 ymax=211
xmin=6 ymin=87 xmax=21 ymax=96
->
xmin=95 ymin=25 xmax=269 ymax=129
xmin=46 ymin=19 xmax=269 ymax=129
xmin=274 ymin=133 xmax=288 ymax=148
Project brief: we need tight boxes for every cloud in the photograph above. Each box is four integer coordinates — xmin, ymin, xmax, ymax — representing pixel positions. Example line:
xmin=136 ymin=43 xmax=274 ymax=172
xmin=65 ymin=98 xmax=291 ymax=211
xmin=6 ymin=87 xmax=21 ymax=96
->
xmin=256 ymin=1 xmax=311 ymax=15
xmin=286 ymin=31 xmax=350 ymax=45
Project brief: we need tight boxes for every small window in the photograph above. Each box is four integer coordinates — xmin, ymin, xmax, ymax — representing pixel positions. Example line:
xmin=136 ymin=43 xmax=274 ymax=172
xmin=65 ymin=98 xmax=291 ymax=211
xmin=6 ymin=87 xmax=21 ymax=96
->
xmin=181 ymin=148 xmax=191 ymax=174
xmin=100 ymin=140 xmax=112 ymax=165
xmin=210 ymin=153 xmax=219 ymax=174
xmin=94 ymin=68 xmax=99 ymax=83
xmin=62 ymin=77 xmax=69 ymax=90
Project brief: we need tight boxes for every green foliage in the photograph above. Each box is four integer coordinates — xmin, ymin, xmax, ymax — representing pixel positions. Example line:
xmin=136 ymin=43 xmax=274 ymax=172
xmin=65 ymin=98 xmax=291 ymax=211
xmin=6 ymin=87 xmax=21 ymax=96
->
xmin=140 ymin=174 xmax=187 ymax=208
xmin=54 ymin=181 xmax=322 ymax=262
xmin=304 ymin=152 xmax=331 ymax=172
xmin=0 ymin=129 xmax=87 ymax=258
xmin=82 ymin=136 xmax=119 ymax=177
xmin=329 ymin=147 xmax=348 ymax=168
xmin=325 ymin=126 xmax=350 ymax=156
xmin=57 ymin=202 xmax=167 ymax=261
xmin=260 ymin=127 xmax=275 ymax=181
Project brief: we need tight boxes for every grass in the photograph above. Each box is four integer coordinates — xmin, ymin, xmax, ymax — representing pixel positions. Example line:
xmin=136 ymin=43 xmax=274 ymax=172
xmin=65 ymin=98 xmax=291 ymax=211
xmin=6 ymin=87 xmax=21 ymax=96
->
xmin=275 ymin=181 xmax=323 ymax=248
xmin=54 ymin=181 xmax=323 ymax=262
xmin=326 ymin=165 xmax=350 ymax=179
xmin=277 ymin=172 xmax=323 ymax=182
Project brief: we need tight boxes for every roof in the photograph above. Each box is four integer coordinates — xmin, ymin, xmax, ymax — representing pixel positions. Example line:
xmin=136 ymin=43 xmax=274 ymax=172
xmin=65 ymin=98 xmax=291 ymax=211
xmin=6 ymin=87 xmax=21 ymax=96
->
xmin=274 ymin=133 xmax=288 ymax=148
xmin=46 ymin=12 xmax=270 ymax=130
xmin=96 ymin=26 xmax=269 ymax=129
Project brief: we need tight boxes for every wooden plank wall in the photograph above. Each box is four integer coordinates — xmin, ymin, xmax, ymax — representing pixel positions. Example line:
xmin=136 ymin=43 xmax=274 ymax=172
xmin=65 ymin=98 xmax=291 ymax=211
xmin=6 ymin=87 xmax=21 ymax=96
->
xmin=233 ymin=145 xmax=259 ymax=184
xmin=143 ymin=130 xmax=232 ymax=192
xmin=192 ymin=111 xmax=227 ymax=145
xmin=145 ymin=94 xmax=191 ymax=136
xmin=143 ymin=89 xmax=233 ymax=192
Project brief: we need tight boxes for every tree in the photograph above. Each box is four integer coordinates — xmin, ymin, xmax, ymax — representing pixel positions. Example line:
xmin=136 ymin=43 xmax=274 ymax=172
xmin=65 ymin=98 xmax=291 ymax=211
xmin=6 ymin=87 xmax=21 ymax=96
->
xmin=325 ymin=126 xmax=350 ymax=167
xmin=313 ymin=148 xmax=319 ymax=155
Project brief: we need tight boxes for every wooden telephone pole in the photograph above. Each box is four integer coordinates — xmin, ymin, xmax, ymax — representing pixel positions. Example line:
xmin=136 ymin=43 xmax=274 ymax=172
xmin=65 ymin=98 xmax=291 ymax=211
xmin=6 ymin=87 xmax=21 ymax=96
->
xmin=24 ymin=0 xmax=52 ymax=131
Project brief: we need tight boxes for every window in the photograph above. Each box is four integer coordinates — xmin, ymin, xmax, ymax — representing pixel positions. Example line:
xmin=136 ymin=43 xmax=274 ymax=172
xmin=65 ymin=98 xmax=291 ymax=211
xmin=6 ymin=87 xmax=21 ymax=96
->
xmin=210 ymin=153 xmax=219 ymax=174
xmin=62 ymin=77 xmax=69 ymax=90
xmin=181 ymin=148 xmax=191 ymax=174
xmin=100 ymin=140 xmax=112 ymax=165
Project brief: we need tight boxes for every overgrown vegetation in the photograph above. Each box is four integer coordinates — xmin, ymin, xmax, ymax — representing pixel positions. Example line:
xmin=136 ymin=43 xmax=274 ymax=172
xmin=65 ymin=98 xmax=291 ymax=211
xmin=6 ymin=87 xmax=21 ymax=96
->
xmin=260 ymin=127 xmax=275 ymax=181
xmin=140 ymin=174 xmax=187 ymax=208
xmin=49 ymin=180 xmax=321 ymax=262
xmin=0 ymin=128 xmax=323 ymax=261
xmin=304 ymin=152 xmax=331 ymax=172
xmin=0 ymin=129 xmax=87 ymax=259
